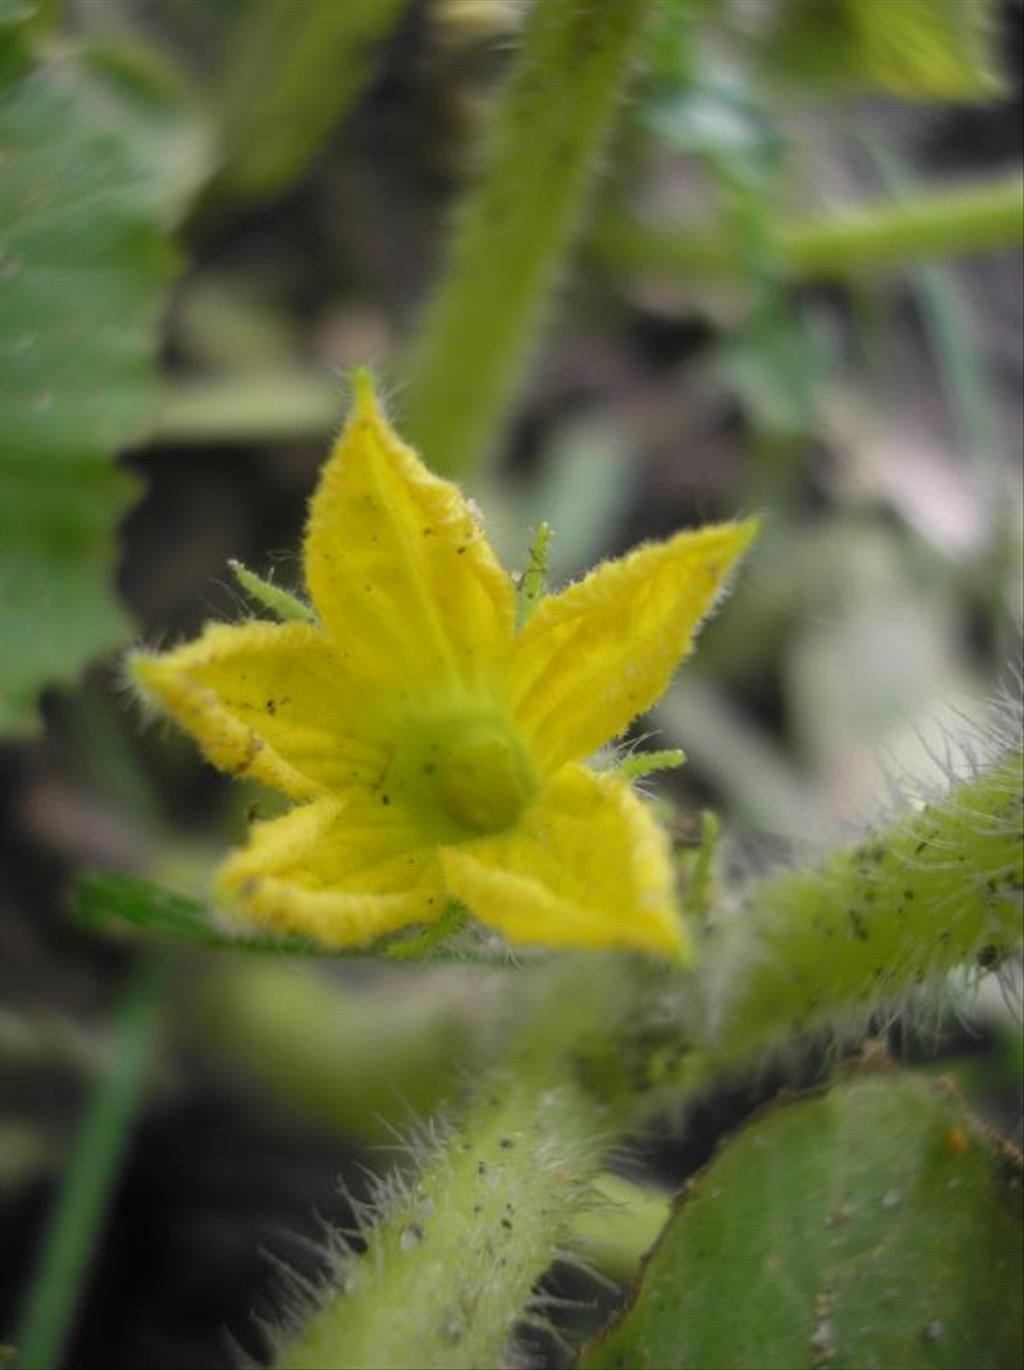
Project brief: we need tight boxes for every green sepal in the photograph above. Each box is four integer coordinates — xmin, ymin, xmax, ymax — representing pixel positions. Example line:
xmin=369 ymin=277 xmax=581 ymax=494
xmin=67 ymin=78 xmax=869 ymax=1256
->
xmin=617 ymin=748 xmax=686 ymax=782
xmin=516 ymin=521 xmax=553 ymax=627
xmin=228 ymin=559 xmax=317 ymax=624
xmin=681 ymin=808 xmax=719 ymax=917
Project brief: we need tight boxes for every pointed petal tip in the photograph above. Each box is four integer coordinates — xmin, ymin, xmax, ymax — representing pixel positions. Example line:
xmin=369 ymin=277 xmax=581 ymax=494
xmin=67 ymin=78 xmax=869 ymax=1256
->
xmin=350 ymin=365 xmax=379 ymax=416
xmin=708 ymin=515 xmax=759 ymax=579
xmin=125 ymin=647 xmax=159 ymax=690
xmin=700 ymin=514 xmax=760 ymax=561
xmin=122 ymin=647 xmax=173 ymax=721
xmin=735 ymin=514 xmax=761 ymax=545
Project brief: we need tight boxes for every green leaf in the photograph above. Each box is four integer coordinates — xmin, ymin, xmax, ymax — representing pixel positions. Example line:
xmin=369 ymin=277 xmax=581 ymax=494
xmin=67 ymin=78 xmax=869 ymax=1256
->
xmin=71 ymin=870 xmax=509 ymax=965
xmin=0 ymin=37 xmax=206 ymax=733
xmin=71 ymin=871 xmax=330 ymax=956
xmin=645 ymin=72 xmax=784 ymax=189
xmin=582 ymin=1072 xmax=1023 ymax=1370
xmin=765 ymin=0 xmax=1002 ymax=101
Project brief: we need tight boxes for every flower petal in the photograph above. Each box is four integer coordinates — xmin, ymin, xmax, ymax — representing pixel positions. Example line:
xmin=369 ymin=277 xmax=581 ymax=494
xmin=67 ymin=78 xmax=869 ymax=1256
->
xmin=304 ymin=372 xmax=515 ymax=703
xmin=130 ymin=621 xmax=388 ymax=800
xmin=442 ymin=765 xmax=686 ymax=957
xmin=217 ymin=796 xmax=444 ymax=948
xmin=508 ymin=520 xmax=757 ymax=770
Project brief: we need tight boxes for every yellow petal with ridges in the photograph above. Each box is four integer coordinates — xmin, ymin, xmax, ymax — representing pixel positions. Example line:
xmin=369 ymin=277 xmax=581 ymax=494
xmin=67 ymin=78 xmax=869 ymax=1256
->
xmin=442 ymin=765 xmax=686 ymax=957
xmin=130 ymin=621 xmax=387 ymax=800
xmin=304 ymin=371 xmax=515 ymax=704
xmin=508 ymin=520 xmax=758 ymax=771
xmin=217 ymin=797 xmax=444 ymax=948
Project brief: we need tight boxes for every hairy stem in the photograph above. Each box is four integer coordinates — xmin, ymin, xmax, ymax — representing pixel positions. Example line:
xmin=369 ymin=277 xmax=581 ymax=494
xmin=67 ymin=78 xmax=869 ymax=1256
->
xmin=196 ymin=958 xmax=667 ymax=1288
xmin=401 ymin=0 xmax=653 ymax=477
xmin=273 ymin=1057 xmax=607 ymax=1369
xmin=697 ymin=752 xmax=1023 ymax=1066
xmin=596 ymin=173 xmax=1024 ymax=282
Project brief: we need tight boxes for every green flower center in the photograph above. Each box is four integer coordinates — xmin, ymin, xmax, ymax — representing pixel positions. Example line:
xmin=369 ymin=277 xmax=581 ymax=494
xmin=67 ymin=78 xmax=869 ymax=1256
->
xmin=389 ymin=712 xmax=538 ymax=840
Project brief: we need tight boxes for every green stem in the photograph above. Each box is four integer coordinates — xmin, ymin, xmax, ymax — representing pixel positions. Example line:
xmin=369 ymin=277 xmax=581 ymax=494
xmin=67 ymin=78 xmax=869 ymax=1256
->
xmin=216 ymin=0 xmax=406 ymax=198
xmin=596 ymin=173 xmax=1024 ymax=282
xmin=696 ymin=752 xmax=1023 ymax=1067
xmin=400 ymin=0 xmax=653 ymax=477
xmin=14 ymin=957 xmax=169 ymax=1370
xmin=151 ymin=372 xmax=343 ymax=445
xmin=268 ymin=958 xmax=663 ymax=1368
xmin=273 ymin=1057 xmax=607 ymax=1369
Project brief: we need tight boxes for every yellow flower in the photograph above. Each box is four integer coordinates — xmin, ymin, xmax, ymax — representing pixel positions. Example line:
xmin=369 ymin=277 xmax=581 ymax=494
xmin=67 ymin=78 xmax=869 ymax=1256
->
xmin=131 ymin=372 xmax=755 ymax=958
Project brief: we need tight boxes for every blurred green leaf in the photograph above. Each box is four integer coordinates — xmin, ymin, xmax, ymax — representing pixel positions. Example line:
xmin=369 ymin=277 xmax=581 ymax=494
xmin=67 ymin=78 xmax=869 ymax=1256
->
xmin=0 ymin=0 xmax=51 ymax=78
xmin=72 ymin=871 xmax=329 ymax=955
xmin=582 ymin=1072 xmax=1023 ymax=1370
xmin=646 ymin=71 xmax=784 ymax=189
xmin=724 ymin=295 xmax=822 ymax=438
xmin=217 ymin=0 xmax=406 ymax=198
xmin=72 ymin=870 xmax=508 ymax=964
xmin=765 ymin=0 xmax=1002 ymax=100
xmin=0 ymin=36 xmax=207 ymax=732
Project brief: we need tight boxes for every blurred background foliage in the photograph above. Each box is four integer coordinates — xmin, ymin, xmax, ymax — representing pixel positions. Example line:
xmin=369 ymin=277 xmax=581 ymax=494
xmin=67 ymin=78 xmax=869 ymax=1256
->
xmin=1 ymin=0 xmax=1022 ymax=1366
